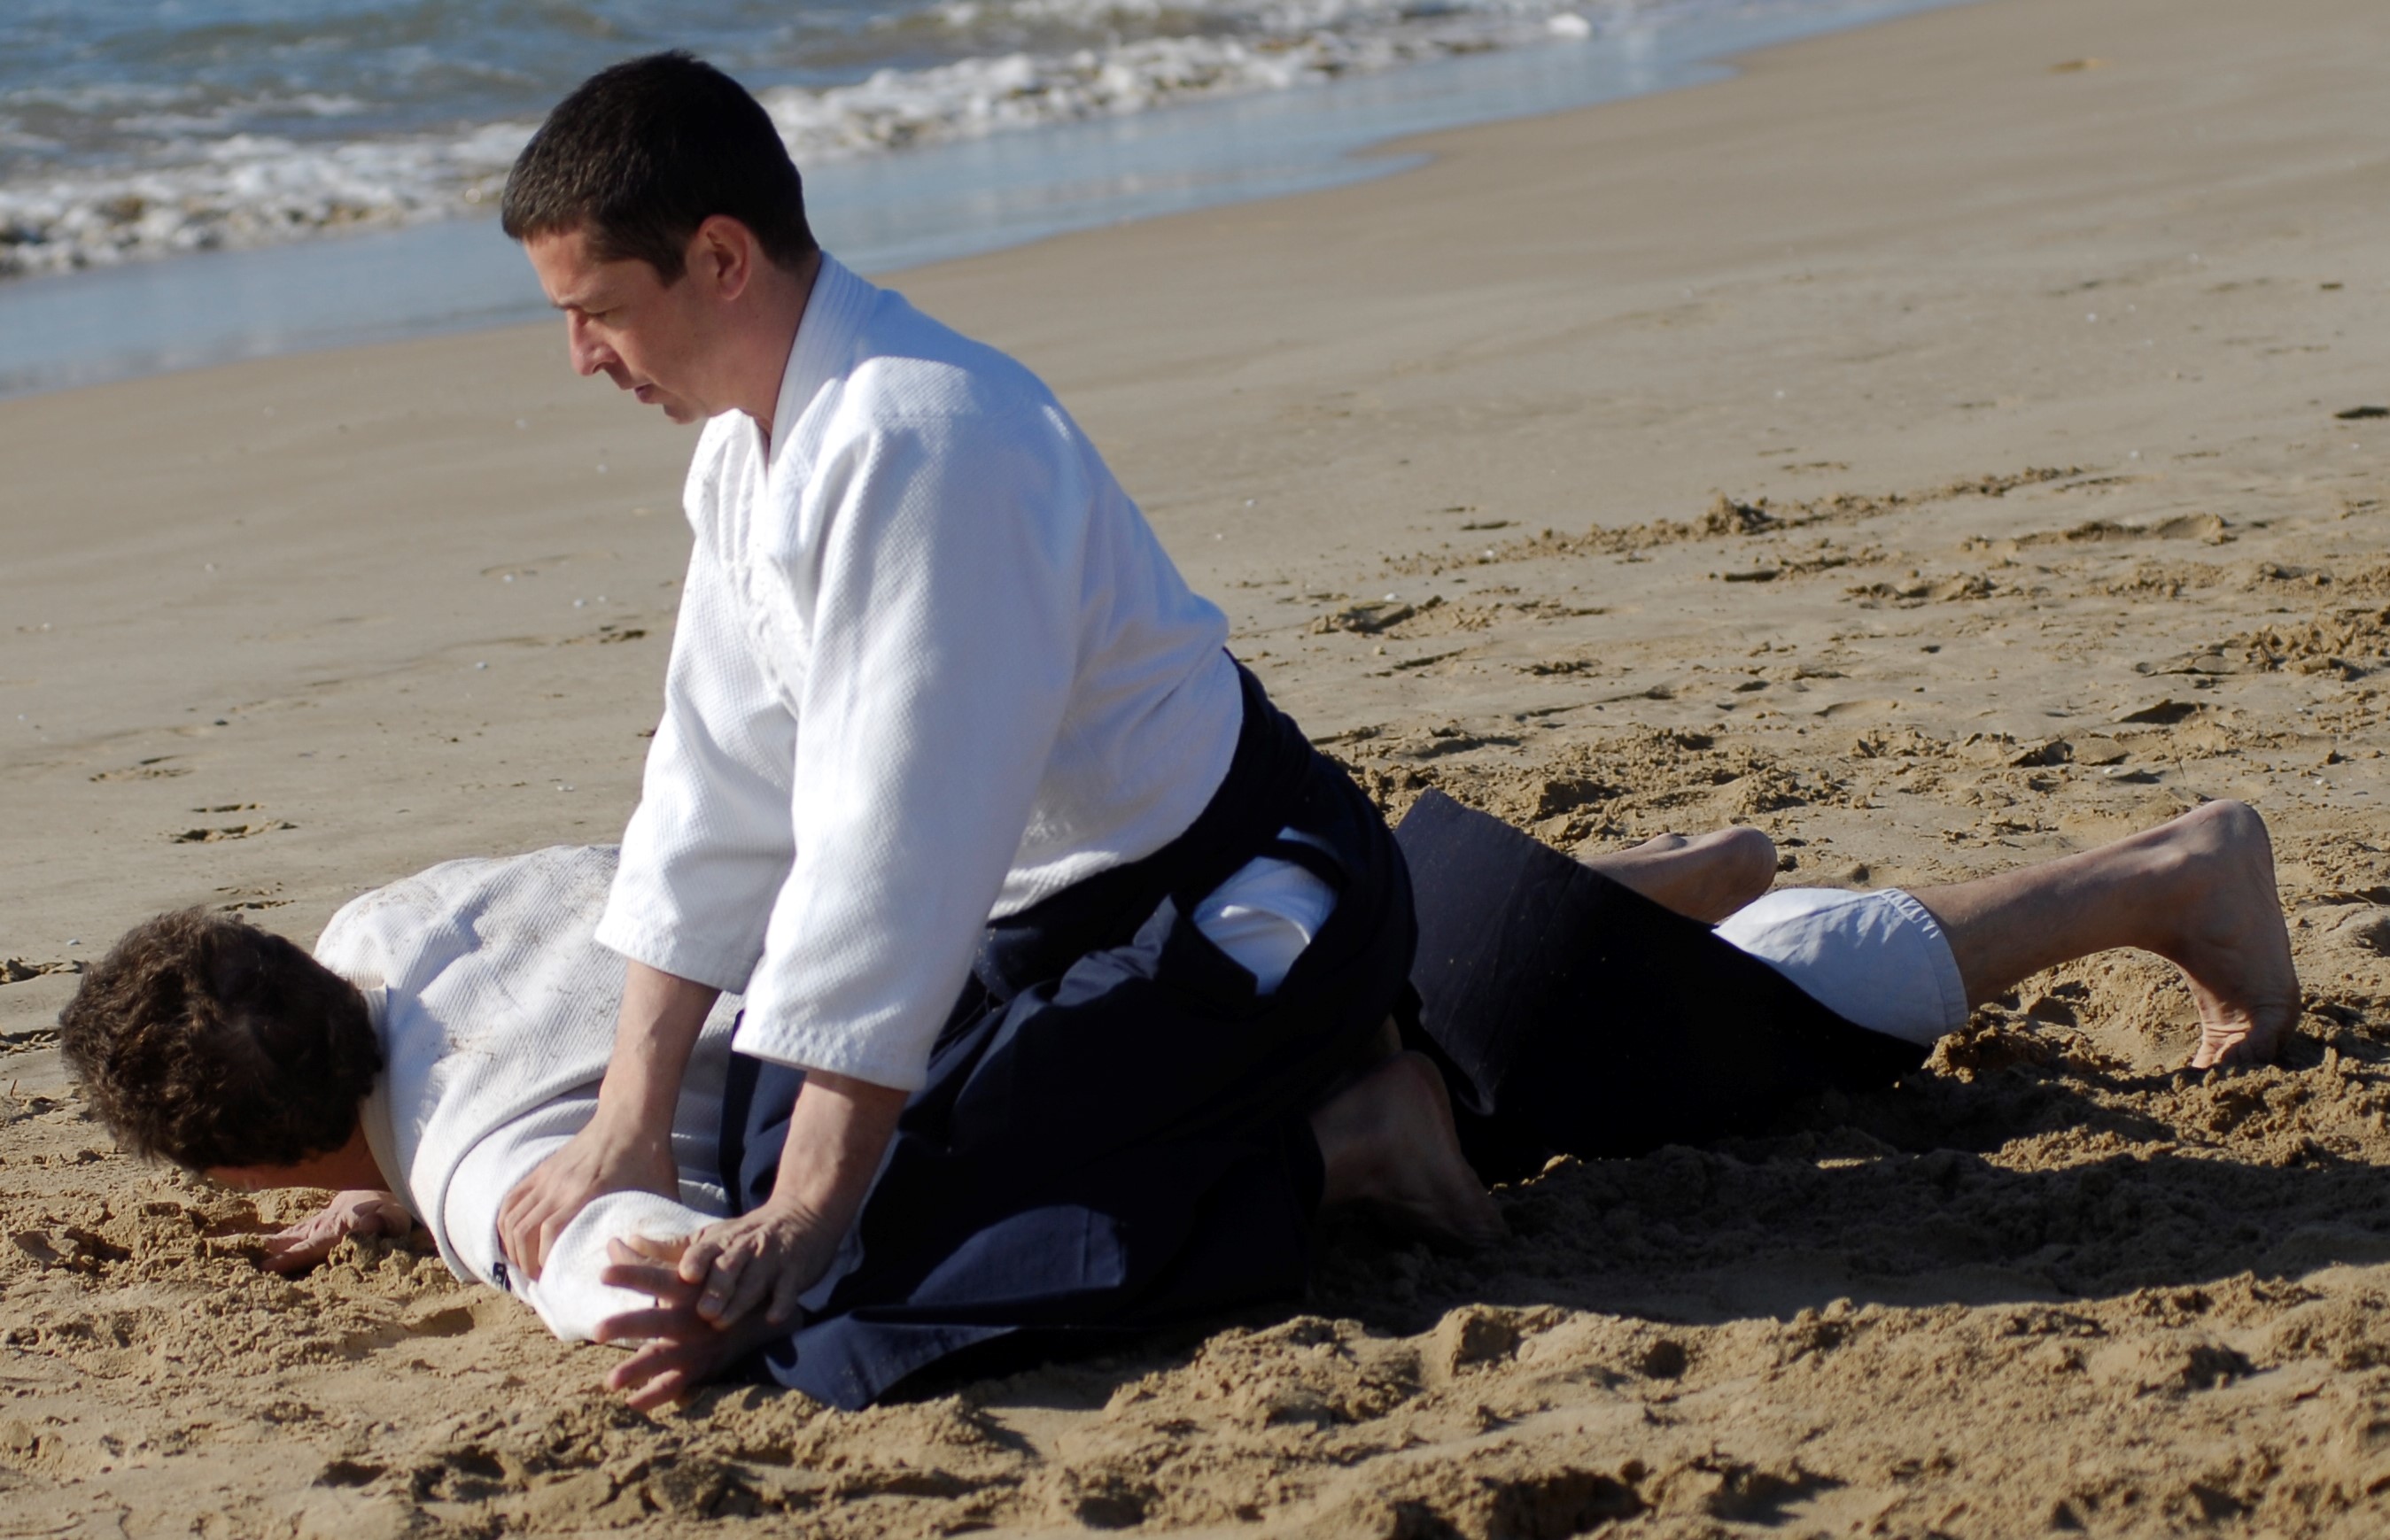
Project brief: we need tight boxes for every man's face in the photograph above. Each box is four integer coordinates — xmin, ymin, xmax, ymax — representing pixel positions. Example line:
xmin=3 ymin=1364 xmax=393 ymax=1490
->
xmin=524 ymin=227 xmax=717 ymax=424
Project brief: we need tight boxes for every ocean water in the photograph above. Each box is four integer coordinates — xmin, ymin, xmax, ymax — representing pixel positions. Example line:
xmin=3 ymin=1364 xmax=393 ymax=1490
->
xmin=0 ymin=0 xmax=1960 ymax=397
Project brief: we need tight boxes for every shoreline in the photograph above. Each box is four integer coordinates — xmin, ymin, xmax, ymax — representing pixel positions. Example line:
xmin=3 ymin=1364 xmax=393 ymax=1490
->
xmin=8 ymin=0 xmax=2386 ymax=1016
xmin=13 ymin=0 xmax=2390 ymax=1531
xmin=0 ymin=0 xmax=1963 ymax=404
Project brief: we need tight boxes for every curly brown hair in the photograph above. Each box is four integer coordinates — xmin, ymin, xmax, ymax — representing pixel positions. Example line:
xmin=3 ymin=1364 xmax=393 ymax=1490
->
xmin=58 ymin=909 xmax=381 ymax=1171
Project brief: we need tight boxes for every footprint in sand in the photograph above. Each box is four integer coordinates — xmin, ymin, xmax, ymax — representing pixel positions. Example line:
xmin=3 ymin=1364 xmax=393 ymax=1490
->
xmin=170 ymin=819 xmax=293 ymax=844
xmin=89 ymin=757 xmax=191 ymax=782
xmin=561 ymin=624 xmax=648 ymax=646
xmin=1 ymin=958 xmax=83 ymax=983
xmin=2115 ymin=699 xmax=2202 ymax=725
xmin=2002 ymin=513 xmax=2228 ymax=551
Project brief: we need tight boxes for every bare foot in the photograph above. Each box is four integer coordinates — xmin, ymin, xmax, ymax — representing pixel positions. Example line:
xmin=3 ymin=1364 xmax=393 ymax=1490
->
xmin=1581 ymin=827 xmax=1778 ymax=924
xmin=1310 ymin=1052 xmax=1507 ymax=1249
xmin=2146 ymin=801 xmax=2301 ymax=1068
xmin=1921 ymin=799 xmax=2301 ymax=1070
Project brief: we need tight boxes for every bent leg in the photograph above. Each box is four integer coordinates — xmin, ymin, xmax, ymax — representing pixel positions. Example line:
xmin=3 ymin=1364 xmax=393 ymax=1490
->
xmin=1306 ymin=828 xmax=1784 ymax=1244
xmin=1580 ymin=828 xmax=1778 ymax=925
xmin=1395 ymin=791 xmax=1923 ymax=1180
xmin=1910 ymin=798 xmax=2299 ymax=1068
xmin=1714 ymin=886 xmax=1968 ymax=1047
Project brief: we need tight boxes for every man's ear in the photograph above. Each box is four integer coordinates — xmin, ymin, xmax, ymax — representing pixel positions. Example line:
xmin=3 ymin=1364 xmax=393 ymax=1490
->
xmin=688 ymin=216 xmax=757 ymax=302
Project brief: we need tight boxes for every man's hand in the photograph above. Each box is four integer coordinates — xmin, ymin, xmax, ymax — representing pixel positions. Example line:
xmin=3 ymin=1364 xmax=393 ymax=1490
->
xmin=677 ymin=1194 xmax=846 ymax=1329
xmin=688 ymin=1068 xmax=908 ymax=1329
xmin=595 ymin=1236 xmax=785 ymax=1411
xmin=497 ymin=1113 xmax=678 ymax=1280
xmin=262 ymin=1189 xmax=412 ymax=1274
xmin=499 ymin=960 xmax=720 ymax=1279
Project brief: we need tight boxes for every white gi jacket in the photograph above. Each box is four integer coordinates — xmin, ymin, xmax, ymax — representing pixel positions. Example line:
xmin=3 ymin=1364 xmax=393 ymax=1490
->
xmin=313 ymin=845 xmax=1329 ymax=1345
xmin=317 ymin=846 xmax=731 ymax=1343
xmin=594 ymin=255 xmax=1246 ymax=1091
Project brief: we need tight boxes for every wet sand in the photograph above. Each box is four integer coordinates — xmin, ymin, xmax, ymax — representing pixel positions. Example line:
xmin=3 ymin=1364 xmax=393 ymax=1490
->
xmin=10 ymin=0 xmax=2390 ymax=1531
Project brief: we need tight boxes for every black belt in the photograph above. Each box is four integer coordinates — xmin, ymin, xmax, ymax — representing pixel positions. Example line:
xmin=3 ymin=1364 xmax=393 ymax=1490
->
xmin=972 ymin=658 xmax=1320 ymax=1002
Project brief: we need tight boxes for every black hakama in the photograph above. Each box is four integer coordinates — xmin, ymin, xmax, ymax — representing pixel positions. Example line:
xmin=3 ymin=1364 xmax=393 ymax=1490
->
xmin=720 ymin=664 xmax=1411 ymax=1407
xmin=1391 ymin=789 xmax=1928 ymax=1187
xmin=719 ymin=692 xmax=1927 ymax=1408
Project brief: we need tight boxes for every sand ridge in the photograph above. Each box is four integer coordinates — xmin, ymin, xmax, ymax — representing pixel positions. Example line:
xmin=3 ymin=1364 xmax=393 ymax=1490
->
xmin=11 ymin=0 xmax=2390 ymax=1531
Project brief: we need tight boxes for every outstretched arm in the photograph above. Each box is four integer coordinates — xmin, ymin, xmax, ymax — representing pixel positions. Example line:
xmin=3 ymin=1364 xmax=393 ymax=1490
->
xmin=261 ymin=1189 xmax=414 ymax=1273
xmin=591 ymin=1070 xmax=904 ymax=1410
xmin=497 ymin=960 xmax=719 ymax=1278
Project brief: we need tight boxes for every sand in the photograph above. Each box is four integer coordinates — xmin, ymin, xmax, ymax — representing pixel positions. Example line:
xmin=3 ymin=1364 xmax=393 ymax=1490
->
xmin=10 ymin=0 xmax=2390 ymax=1530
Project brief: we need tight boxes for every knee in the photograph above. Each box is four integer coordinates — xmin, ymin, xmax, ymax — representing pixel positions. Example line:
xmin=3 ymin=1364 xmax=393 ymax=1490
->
xmin=2172 ymin=797 xmax=2272 ymax=855
xmin=1716 ymin=825 xmax=1779 ymax=878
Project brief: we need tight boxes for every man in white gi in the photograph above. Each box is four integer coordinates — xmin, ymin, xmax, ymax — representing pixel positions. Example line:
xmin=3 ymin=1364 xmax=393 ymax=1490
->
xmin=487 ymin=50 xmax=1378 ymax=1348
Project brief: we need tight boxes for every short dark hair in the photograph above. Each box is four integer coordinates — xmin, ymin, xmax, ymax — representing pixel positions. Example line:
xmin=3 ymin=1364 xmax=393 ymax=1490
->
xmin=501 ymin=50 xmax=819 ymax=282
xmin=58 ymin=910 xmax=381 ymax=1172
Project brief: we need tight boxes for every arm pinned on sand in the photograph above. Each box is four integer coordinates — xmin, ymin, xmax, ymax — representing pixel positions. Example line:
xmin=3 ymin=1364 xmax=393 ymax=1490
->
xmin=497 ymin=960 xmax=719 ymax=1278
xmin=261 ymin=1189 xmax=414 ymax=1274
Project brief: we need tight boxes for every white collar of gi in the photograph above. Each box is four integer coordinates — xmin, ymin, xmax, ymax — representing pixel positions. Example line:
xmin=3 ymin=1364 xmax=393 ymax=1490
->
xmin=758 ymin=252 xmax=872 ymax=468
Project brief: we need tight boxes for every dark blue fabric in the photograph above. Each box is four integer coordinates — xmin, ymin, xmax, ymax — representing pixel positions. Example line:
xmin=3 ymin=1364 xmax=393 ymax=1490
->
xmin=1393 ymin=789 xmax=1930 ymax=1185
xmin=721 ymin=662 xmax=1411 ymax=1408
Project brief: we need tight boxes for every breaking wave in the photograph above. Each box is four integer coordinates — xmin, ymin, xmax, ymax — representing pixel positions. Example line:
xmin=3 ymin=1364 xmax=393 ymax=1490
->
xmin=0 ymin=0 xmax=1808 ymax=280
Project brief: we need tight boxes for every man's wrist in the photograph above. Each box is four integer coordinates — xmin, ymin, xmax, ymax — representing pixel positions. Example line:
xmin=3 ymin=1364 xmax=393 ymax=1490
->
xmin=589 ymin=1076 xmax=679 ymax=1139
xmin=753 ymin=1182 xmax=835 ymax=1230
xmin=764 ymin=1072 xmax=906 ymax=1230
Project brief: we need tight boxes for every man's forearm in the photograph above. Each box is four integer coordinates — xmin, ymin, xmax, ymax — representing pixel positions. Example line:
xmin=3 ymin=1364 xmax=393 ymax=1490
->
xmin=593 ymin=960 xmax=722 ymax=1133
xmin=767 ymin=1069 xmax=908 ymax=1230
xmin=671 ymin=1066 xmax=909 ymax=1327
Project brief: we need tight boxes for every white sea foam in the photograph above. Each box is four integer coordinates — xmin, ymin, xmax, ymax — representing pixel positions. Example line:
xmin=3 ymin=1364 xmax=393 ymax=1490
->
xmin=0 ymin=122 xmax=531 ymax=278
xmin=0 ymin=0 xmax=1804 ymax=281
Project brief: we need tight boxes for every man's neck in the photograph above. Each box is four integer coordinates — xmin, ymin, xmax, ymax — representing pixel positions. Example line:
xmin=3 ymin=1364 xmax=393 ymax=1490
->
xmin=738 ymin=249 xmax=825 ymax=449
xmin=299 ymin=1123 xmax=395 ymax=1192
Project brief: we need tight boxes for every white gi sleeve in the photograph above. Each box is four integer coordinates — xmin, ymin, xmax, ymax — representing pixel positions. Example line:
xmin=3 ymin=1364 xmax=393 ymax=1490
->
xmin=596 ymin=531 xmax=799 ymax=994
xmin=732 ymin=406 xmax=1087 ymax=1089
xmin=444 ymin=1097 xmax=728 ymax=1344
xmin=512 ymin=1190 xmax=715 ymax=1344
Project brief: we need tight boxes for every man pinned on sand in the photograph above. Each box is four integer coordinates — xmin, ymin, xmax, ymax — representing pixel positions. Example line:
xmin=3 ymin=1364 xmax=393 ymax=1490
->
xmin=59 ymin=797 xmax=2299 ymax=1407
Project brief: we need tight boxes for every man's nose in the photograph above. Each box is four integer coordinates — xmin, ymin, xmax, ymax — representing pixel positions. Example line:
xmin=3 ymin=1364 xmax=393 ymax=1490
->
xmin=566 ymin=314 xmax=611 ymax=377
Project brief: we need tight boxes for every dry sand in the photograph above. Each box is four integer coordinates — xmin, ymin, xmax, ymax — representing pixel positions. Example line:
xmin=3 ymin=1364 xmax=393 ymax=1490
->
xmin=11 ymin=0 xmax=2390 ymax=1531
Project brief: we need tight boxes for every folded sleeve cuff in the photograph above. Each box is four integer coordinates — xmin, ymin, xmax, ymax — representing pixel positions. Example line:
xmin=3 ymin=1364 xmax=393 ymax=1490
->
xmin=516 ymin=1190 xmax=714 ymax=1343
xmin=592 ymin=906 xmax=760 ymax=996
xmin=728 ymin=1011 xmax=934 ymax=1093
